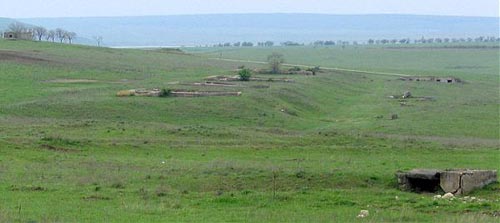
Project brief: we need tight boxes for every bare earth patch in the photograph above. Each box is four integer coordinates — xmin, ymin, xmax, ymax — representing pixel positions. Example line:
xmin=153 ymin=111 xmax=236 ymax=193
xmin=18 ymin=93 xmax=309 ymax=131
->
xmin=44 ymin=79 xmax=100 ymax=83
xmin=371 ymin=133 xmax=500 ymax=147
xmin=40 ymin=144 xmax=78 ymax=153
xmin=0 ymin=50 xmax=51 ymax=64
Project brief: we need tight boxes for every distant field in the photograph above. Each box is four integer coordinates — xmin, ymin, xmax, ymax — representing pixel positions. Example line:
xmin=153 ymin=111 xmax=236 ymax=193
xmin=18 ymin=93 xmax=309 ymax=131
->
xmin=0 ymin=39 xmax=498 ymax=222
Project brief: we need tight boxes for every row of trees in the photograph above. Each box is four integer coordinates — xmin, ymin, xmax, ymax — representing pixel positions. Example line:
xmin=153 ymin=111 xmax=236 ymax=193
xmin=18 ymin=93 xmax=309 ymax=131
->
xmin=367 ymin=36 xmax=500 ymax=45
xmin=5 ymin=22 xmax=78 ymax=44
xmin=213 ymin=41 xmax=255 ymax=47
xmin=213 ymin=41 xmax=300 ymax=47
xmin=211 ymin=35 xmax=500 ymax=48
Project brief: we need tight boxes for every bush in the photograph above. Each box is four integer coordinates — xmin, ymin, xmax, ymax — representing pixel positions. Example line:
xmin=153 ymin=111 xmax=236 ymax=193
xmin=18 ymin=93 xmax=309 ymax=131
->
xmin=238 ymin=68 xmax=252 ymax=81
xmin=159 ymin=89 xmax=172 ymax=97
xmin=306 ymin=66 xmax=321 ymax=75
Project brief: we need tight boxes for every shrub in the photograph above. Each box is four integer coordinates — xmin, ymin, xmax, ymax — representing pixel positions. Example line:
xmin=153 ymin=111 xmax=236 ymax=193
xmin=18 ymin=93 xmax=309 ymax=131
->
xmin=306 ymin=66 xmax=321 ymax=75
xmin=159 ymin=89 xmax=172 ymax=97
xmin=267 ymin=53 xmax=285 ymax=74
xmin=238 ymin=68 xmax=252 ymax=81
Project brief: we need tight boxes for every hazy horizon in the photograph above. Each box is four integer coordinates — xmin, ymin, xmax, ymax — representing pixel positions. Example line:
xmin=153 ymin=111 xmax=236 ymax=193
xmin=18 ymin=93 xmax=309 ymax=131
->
xmin=2 ymin=0 xmax=498 ymax=18
xmin=12 ymin=12 xmax=500 ymax=20
xmin=17 ymin=14 xmax=499 ymax=47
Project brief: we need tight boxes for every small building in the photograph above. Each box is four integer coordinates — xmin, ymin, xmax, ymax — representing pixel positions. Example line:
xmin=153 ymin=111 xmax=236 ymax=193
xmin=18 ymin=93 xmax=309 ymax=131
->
xmin=3 ymin=31 xmax=33 ymax=40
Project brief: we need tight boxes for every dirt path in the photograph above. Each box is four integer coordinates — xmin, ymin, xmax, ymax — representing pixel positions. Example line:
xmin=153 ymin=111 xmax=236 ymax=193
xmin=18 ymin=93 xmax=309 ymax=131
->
xmin=370 ymin=133 xmax=500 ymax=148
xmin=209 ymin=57 xmax=412 ymax=77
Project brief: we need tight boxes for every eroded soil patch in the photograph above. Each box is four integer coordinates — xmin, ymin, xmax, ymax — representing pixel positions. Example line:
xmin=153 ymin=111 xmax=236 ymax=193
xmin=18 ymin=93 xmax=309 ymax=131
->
xmin=44 ymin=79 xmax=100 ymax=84
xmin=40 ymin=144 xmax=78 ymax=153
xmin=0 ymin=50 xmax=51 ymax=64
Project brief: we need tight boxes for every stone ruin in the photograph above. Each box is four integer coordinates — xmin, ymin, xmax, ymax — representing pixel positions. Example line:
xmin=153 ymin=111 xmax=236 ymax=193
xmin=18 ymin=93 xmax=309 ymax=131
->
xmin=190 ymin=82 xmax=238 ymax=87
xmin=116 ymin=88 xmax=242 ymax=97
xmin=396 ymin=169 xmax=497 ymax=195
xmin=399 ymin=76 xmax=462 ymax=83
xmin=205 ymin=75 xmax=295 ymax=83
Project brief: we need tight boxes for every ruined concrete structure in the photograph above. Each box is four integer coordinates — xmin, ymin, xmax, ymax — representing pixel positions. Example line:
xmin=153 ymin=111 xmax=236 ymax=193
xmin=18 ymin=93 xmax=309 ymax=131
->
xmin=191 ymin=82 xmax=238 ymax=87
xmin=396 ymin=169 xmax=497 ymax=195
xmin=171 ymin=91 xmax=241 ymax=97
xmin=3 ymin=31 xmax=33 ymax=40
xmin=117 ymin=88 xmax=241 ymax=97
xmin=205 ymin=75 xmax=295 ymax=83
xmin=400 ymin=76 xmax=462 ymax=83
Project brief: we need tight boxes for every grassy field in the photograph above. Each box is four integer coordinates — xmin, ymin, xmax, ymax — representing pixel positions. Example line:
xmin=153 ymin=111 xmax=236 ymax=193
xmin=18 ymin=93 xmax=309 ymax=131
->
xmin=0 ymin=39 xmax=499 ymax=222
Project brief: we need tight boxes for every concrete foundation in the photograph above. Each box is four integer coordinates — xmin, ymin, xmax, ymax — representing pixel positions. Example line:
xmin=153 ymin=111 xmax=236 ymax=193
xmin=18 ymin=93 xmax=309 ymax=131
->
xmin=396 ymin=169 xmax=497 ymax=195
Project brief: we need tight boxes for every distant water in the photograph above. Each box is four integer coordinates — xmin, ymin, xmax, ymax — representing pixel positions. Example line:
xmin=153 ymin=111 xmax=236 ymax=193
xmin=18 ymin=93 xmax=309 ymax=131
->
xmin=20 ymin=14 xmax=500 ymax=47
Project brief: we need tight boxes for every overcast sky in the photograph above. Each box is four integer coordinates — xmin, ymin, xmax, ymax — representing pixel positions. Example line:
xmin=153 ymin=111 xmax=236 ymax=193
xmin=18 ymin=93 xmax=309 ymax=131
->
xmin=1 ymin=0 xmax=498 ymax=18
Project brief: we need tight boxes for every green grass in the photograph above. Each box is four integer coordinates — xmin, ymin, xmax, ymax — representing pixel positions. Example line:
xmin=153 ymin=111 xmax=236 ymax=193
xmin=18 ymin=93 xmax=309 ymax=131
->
xmin=0 ymin=39 xmax=499 ymax=222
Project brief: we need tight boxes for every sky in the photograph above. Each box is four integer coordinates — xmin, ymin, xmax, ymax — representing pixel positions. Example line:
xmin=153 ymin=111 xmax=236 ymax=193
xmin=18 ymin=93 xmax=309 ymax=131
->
xmin=1 ymin=0 xmax=498 ymax=18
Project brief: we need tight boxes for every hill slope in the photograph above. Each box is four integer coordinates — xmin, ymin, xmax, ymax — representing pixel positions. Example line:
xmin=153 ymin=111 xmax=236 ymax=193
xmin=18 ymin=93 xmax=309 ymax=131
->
xmin=0 ymin=40 xmax=498 ymax=222
xmin=19 ymin=14 xmax=500 ymax=46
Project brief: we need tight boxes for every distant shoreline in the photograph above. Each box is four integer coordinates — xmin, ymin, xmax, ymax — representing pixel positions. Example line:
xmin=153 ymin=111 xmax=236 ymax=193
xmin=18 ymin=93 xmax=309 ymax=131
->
xmin=110 ymin=45 xmax=197 ymax=49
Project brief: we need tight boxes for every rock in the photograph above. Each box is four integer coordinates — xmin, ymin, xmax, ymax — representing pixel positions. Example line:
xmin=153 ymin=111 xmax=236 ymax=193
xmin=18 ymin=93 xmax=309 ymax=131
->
xmin=403 ymin=91 xmax=412 ymax=98
xmin=357 ymin=210 xmax=369 ymax=218
xmin=433 ymin=195 xmax=442 ymax=199
xmin=442 ymin=193 xmax=454 ymax=199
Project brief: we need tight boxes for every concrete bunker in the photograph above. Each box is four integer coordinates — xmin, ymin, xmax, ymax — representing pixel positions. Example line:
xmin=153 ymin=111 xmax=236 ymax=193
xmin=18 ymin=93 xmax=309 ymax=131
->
xmin=3 ymin=31 xmax=33 ymax=40
xmin=399 ymin=76 xmax=462 ymax=83
xmin=396 ymin=169 xmax=497 ymax=195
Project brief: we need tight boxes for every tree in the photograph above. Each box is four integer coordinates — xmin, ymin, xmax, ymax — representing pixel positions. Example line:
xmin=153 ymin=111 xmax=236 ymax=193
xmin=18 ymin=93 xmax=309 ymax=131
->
xmin=8 ymin=22 xmax=27 ymax=34
xmin=55 ymin=28 xmax=66 ymax=43
xmin=264 ymin=41 xmax=274 ymax=47
xmin=281 ymin=41 xmax=300 ymax=46
xmin=242 ymin=42 xmax=254 ymax=47
xmin=65 ymin=32 xmax=77 ymax=44
xmin=238 ymin=68 xmax=252 ymax=81
xmin=46 ymin=30 xmax=56 ymax=42
xmin=313 ymin=40 xmax=324 ymax=46
xmin=267 ymin=53 xmax=284 ymax=74
xmin=33 ymin=26 xmax=47 ymax=41
xmin=93 ymin=36 xmax=103 ymax=47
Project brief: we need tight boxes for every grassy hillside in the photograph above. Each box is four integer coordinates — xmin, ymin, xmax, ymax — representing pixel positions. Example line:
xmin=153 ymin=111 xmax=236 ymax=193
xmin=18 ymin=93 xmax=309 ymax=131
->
xmin=192 ymin=44 xmax=500 ymax=139
xmin=0 ymin=39 xmax=498 ymax=222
